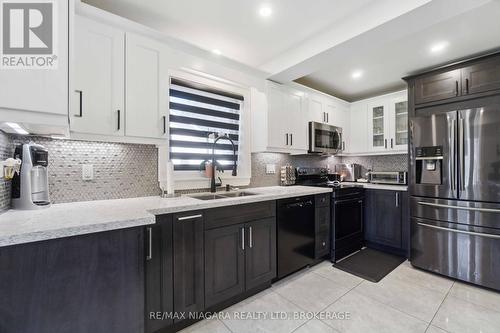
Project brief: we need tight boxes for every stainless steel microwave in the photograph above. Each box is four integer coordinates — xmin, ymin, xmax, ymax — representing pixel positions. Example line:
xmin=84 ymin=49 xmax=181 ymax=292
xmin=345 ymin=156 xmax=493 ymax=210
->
xmin=308 ymin=122 xmax=343 ymax=155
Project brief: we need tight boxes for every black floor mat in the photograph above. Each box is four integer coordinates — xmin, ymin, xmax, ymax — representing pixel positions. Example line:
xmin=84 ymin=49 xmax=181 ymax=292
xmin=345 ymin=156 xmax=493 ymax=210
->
xmin=333 ymin=248 xmax=405 ymax=282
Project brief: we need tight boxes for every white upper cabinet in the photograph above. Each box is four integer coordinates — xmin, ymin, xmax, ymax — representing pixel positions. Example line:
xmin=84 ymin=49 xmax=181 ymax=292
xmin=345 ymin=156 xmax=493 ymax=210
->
xmin=71 ymin=16 xmax=124 ymax=136
xmin=348 ymin=102 xmax=369 ymax=154
xmin=348 ymin=90 xmax=408 ymax=155
xmin=367 ymin=100 xmax=390 ymax=152
xmin=0 ymin=0 xmax=69 ymax=127
xmin=252 ymin=82 xmax=307 ymax=154
xmin=388 ymin=94 xmax=408 ymax=152
xmin=125 ymin=33 xmax=169 ymax=139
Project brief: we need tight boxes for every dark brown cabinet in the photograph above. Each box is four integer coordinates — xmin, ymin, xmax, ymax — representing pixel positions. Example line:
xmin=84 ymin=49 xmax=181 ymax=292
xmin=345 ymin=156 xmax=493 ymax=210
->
xmin=364 ymin=189 xmax=409 ymax=255
xmin=462 ymin=58 xmax=500 ymax=95
xmin=173 ymin=212 xmax=204 ymax=319
xmin=205 ymin=217 xmax=276 ymax=308
xmin=145 ymin=217 xmax=173 ymax=333
xmin=245 ymin=218 xmax=276 ymax=289
xmin=0 ymin=228 xmax=145 ymax=333
xmin=411 ymin=53 xmax=500 ymax=105
xmin=315 ymin=193 xmax=331 ymax=259
xmin=414 ymin=69 xmax=461 ymax=104
xmin=204 ymin=223 xmax=245 ymax=308
xmin=204 ymin=202 xmax=276 ymax=309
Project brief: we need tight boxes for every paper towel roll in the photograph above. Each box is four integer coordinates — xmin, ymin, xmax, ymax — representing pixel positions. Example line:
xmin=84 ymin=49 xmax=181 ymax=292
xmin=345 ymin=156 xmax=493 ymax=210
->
xmin=166 ymin=161 xmax=175 ymax=195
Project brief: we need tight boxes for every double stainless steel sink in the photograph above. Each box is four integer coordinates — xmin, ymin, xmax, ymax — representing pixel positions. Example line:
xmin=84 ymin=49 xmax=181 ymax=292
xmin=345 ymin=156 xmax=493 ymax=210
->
xmin=189 ymin=191 xmax=257 ymax=201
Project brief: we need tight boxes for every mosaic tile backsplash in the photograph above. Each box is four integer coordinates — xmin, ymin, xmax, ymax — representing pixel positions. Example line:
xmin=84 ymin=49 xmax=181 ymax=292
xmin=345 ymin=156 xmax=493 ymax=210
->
xmin=0 ymin=134 xmax=160 ymax=211
xmin=250 ymin=152 xmax=408 ymax=187
xmin=0 ymin=130 xmax=408 ymax=212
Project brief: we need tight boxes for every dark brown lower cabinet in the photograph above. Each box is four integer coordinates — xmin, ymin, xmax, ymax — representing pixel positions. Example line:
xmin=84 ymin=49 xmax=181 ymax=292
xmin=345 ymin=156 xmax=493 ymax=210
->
xmin=205 ymin=218 xmax=276 ymax=308
xmin=245 ymin=218 xmax=276 ymax=290
xmin=364 ymin=189 xmax=409 ymax=256
xmin=0 ymin=228 xmax=145 ymax=333
xmin=205 ymin=223 xmax=245 ymax=308
xmin=173 ymin=212 xmax=205 ymax=319
xmin=145 ymin=216 xmax=173 ymax=333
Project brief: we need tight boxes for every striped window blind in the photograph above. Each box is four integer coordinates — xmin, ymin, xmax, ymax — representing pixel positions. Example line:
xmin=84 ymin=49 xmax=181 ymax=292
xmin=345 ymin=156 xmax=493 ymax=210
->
xmin=169 ymin=78 xmax=244 ymax=171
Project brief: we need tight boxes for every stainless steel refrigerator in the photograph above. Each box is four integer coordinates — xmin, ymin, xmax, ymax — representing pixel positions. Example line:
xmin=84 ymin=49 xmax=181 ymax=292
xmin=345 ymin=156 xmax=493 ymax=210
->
xmin=409 ymin=96 xmax=500 ymax=290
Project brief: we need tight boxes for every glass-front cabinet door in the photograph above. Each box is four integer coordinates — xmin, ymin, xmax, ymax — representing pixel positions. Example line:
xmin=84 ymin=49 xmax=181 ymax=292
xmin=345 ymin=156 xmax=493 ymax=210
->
xmin=390 ymin=97 xmax=408 ymax=151
xmin=368 ymin=102 xmax=388 ymax=151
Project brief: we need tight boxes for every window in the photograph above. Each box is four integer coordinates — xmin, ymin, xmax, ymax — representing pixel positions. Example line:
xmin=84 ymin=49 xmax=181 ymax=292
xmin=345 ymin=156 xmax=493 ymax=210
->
xmin=169 ymin=78 xmax=244 ymax=171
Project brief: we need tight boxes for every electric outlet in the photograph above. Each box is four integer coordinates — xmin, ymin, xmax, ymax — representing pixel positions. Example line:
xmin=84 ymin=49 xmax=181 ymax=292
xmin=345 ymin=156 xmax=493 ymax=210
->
xmin=82 ymin=164 xmax=94 ymax=180
xmin=266 ymin=164 xmax=276 ymax=174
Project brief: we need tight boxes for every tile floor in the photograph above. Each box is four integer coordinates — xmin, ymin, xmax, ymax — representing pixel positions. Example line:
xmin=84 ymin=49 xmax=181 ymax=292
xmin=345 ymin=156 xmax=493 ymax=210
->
xmin=180 ymin=261 xmax=500 ymax=333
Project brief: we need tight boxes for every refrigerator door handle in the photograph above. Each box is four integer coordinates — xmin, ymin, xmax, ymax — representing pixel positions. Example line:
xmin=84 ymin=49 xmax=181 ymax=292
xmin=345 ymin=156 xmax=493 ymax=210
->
xmin=459 ymin=117 xmax=465 ymax=192
xmin=417 ymin=222 xmax=500 ymax=239
xmin=449 ymin=117 xmax=456 ymax=194
xmin=417 ymin=201 xmax=500 ymax=213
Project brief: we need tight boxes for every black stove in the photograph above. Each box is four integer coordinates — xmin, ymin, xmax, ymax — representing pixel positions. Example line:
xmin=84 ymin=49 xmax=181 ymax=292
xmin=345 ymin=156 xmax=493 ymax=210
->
xmin=295 ymin=167 xmax=365 ymax=262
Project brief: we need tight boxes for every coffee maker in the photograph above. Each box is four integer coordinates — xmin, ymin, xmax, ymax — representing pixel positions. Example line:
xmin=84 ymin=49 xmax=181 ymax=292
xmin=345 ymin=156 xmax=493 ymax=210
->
xmin=11 ymin=143 xmax=50 ymax=210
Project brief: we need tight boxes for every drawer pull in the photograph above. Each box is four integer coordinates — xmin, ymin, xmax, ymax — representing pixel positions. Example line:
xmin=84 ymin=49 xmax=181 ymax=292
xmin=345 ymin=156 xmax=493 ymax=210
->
xmin=178 ymin=214 xmax=203 ymax=221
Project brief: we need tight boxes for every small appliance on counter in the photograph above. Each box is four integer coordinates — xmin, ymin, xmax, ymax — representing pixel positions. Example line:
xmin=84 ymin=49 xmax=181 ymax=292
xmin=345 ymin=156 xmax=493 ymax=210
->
xmin=335 ymin=163 xmax=362 ymax=182
xmin=280 ymin=164 xmax=296 ymax=186
xmin=368 ymin=171 xmax=407 ymax=185
xmin=11 ymin=143 xmax=50 ymax=210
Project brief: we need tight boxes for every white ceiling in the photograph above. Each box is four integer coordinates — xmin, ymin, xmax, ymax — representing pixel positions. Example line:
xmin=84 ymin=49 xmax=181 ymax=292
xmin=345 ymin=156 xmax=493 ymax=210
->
xmin=81 ymin=0 xmax=428 ymax=71
xmin=82 ymin=0 xmax=500 ymax=102
xmin=292 ymin=0 xmax=500 ymax=101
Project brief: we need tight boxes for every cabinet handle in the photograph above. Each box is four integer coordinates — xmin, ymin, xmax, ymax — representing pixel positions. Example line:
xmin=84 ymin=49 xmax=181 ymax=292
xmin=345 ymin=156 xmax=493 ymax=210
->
xmin=323 ymin=112 xmax=325 ymax=122
xmin=395 ymin=192 xmax=399 ymax=207
xmin=163 ymin=116 xmax=167 ymax=134
xmin=465 ymin=78 xmax=469 ymax=94
xmin=286 ymin=133 xmax=289 ymax=146
xmin=75 ymin=90 xmax=83 ymax=117
xmin=117 ymin=110 xmax=121 ymax=131
xmin=385 ymin=139 xmax=387 ymax=149
xmin=455 ymin=81 xmax=459 ymax=96
xmin=391 ymin=138 xmax=394 ymax=149
xmin=249 ymin=226 xmax=253 ymax=248
xmin=241 ymin=228 xmax=245 ymax=250
xmin=146 ymin=227 xmax=153 ymax=261
xmin=290 ymin=134 xmax=293 ymax=146
xmin=327 ymin=113 xmax=329 ymax=123
xmin=177 ymin=214 xmax=202 ymax=221
xmin=342 ymin=141 xmax=346 ymax=151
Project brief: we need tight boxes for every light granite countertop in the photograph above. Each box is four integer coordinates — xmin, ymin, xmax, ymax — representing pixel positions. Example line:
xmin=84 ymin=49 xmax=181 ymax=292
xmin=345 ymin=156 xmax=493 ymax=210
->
xmin=0 ymin=186 xmax=332 ymax=248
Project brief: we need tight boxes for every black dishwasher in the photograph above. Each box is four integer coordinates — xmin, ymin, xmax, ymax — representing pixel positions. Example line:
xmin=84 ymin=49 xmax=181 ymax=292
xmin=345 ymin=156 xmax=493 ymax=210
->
xmin=277 ymin=196 xmax=315 ymax=279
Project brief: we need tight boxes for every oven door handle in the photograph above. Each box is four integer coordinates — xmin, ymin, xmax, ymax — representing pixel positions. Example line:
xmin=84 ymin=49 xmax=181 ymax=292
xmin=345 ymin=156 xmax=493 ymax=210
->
xmin=418 ymin=201 xmax=500 ymax=213
xmin=417 ymin=222 xmax=500 ymax=239
xmin=335 ymin=198 xmax=363 ymax=205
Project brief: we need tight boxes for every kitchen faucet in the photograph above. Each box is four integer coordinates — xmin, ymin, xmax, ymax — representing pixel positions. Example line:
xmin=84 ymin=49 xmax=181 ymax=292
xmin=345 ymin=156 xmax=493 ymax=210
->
xmin=210 ymin=133 xmax=237 ymax=193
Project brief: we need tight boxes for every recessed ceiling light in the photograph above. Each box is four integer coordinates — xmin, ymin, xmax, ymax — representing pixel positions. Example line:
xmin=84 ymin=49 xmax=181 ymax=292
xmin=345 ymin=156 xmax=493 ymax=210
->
xmin=259 ymin=5 xmax=273 ymax=17
xmin=430 ymin=41 xmax=449 ymax=54
xmin=212 ymin=49 xmax=221 ymax=56
xmin=351 ymin=70 xmax=363 ymax=79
